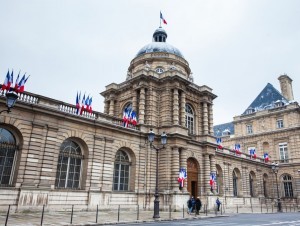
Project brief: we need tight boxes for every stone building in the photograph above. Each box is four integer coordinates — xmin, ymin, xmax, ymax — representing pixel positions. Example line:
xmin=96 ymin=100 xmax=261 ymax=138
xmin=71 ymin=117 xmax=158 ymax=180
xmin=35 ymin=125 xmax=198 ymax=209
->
xmin=0 ymin=27 xmax=299 ymax=212
xmin=214 ymin=75 xmax=300 ymax=205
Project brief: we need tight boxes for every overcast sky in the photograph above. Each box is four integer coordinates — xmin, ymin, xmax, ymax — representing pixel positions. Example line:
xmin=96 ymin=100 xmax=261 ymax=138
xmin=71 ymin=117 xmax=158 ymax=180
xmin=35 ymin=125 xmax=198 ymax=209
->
xmin=1 ymin=0 xmax=299 ymax=125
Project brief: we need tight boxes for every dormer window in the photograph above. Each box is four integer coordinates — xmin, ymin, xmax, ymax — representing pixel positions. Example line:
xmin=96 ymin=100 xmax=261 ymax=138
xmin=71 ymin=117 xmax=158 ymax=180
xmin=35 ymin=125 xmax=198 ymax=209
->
xmin=274 ymin=100 xmax=284 ymax=108
xmin=245 ymin=108 xmax=255 ymax=114
xmin=156 ymin=68 xmax=164 ymax=74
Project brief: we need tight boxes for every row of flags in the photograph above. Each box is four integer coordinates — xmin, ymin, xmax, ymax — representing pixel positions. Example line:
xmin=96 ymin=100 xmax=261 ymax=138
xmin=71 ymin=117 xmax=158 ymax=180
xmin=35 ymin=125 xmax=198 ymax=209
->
xmin=76 ymin=92 xmax=93 ymax=115
xmin=216 ymin=138 xmax=269 ymax=163
xmin=177 ymin=168 xmax=187 ymax=188
xmin=1 ymin=70 xmax=29 ymax=93
xmin=122 ymin=107 xmax=137 ymax=127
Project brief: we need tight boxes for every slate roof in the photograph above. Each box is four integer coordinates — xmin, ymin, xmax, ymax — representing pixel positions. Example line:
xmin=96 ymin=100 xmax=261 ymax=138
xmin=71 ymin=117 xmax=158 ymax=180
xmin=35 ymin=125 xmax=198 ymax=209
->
xmin=213 ymin=122 xmax=234 ymax=137
xmin=242 ymin=83 xmax=288 ymax=115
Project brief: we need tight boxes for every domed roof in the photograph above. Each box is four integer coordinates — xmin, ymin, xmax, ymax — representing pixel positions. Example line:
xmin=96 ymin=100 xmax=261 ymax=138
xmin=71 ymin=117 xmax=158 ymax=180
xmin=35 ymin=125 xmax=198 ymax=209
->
xmin=136 ymin=27 xmax=184 ymax=58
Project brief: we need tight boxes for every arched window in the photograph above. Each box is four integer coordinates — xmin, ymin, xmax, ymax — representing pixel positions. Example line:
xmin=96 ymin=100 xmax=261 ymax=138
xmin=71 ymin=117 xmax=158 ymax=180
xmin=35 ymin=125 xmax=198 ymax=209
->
xmin=0 ymin=128 xmax=17 ymax=186
xmin=185 ymin=104 xmax=194 ymax=134
xmin=263 ymin=174 xmax=268 ymax=197
xmin=113 ymin=150 xmax=130 ymax=191
xmin=249 ymin=174 xmax=254 ymax=197
xmin=55 ymin=139 xmax=83 ymax=189
xmin=233 ymin=171 xmax=238 ymax=197
xmin=282 ymin=174 xmax=293 ymax=197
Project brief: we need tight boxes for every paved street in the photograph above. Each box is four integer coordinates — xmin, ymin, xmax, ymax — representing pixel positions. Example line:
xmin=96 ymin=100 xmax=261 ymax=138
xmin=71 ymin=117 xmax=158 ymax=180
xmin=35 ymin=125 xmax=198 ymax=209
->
xmin=117 ymin=212 xmax=300 ymax=226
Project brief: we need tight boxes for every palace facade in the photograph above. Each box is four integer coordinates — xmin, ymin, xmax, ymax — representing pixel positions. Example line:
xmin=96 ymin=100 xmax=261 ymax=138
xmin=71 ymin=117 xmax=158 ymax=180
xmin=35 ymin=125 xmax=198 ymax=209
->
xmin=0 ymin=27 xmax=299 ymax=212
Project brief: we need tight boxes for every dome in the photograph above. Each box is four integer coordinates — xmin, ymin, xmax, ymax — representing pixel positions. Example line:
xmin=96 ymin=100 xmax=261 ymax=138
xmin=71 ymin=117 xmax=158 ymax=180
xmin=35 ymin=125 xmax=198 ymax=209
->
xmin=136 ymin=27 xmax=184 ymax=58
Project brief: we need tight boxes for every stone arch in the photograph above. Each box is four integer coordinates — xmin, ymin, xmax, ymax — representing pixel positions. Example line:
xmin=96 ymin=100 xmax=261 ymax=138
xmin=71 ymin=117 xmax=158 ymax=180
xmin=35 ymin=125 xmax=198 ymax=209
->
xmin=185 ymin=103 xmax=195 ymax=135
xmin=249 ymin=171 xmax=257 ymax=197
xmin=187 ymin=157 xmax=199 ymax=198
xmin=216 ymin=164 xmax=224 ymax=196
xmin=113 ymin=147 xmax=136 ymax=192
xmin=263 ymin=173 xmax=269 ymax=197
xmin=0 ymin=123 xmax=24 ymax=186
xmin=232 ymin=168 xmax=242 ymax=197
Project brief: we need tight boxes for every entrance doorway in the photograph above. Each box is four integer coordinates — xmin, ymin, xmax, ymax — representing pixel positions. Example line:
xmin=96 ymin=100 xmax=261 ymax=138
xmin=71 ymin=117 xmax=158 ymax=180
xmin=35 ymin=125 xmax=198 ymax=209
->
xmin=187 ymin=158 xmax=199 ymax=198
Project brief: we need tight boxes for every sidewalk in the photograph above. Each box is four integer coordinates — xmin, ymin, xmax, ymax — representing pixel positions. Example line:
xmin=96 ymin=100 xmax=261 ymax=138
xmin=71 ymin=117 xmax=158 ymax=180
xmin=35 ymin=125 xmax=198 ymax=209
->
xmin=1 ymin=209 xmax=227 ymax=226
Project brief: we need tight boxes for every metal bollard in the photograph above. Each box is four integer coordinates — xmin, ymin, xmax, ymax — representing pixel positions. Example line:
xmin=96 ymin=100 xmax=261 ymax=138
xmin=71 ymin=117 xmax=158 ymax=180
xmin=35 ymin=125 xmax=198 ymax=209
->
xmin=96 ymin=204 xmax=98 ymax=223
xmin=266 ymin=204 xmax=268 ymax=213
xmin=183 ymin=205 xmax=185 ymax=218
xmin=237 ymin=205 xmax=239 ymax=213
xmin=137 ymin=204 xmax=139 ymax=220
xmin=261 ymin=203 xmax=262 ymax=213
xmin=285 ymin=204 xmax=287 ymax=212
xmin=290 ymin=205 xmax=291 ymax=212
xmin=169 ymin=204 xmax=172 ymax=219
xmin=221 ymin=204 xmax=223 ymax=215
xmin=5 ymin=204 xmax=10 ymax=226
xmin=272 ymin=204 xmax=273 ymax=213
xmin=41 ymin=205 xmax=45 ymax=226
xmin=70 ymin=205 xmax=74 ymax=224
xmin=118 ymin=205 xmax=120 ymax=222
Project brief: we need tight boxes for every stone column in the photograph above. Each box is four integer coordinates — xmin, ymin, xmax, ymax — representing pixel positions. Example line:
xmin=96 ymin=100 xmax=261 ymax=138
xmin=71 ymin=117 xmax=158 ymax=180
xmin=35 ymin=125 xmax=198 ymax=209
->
xmin=109 ymin=99 xmax=114 ymax=116
xmin=204 ymin=154 xmax=211 ymax=194
xmin=171 ymin=147 xmax=180 ymax=191
xmin=173 ymin=89 xmax=179 ymax=125
xmin=209 ymin=103 xmax=214 ymax=135
xmin=139 ymin=88 xmax=145 ymax=124
xmin=180 ymin=91 xmax=186 ymax=127
xmin=132 ymin=90 xmax=137 ymax=111
xmin=203 ymin=102 xmax=209 ymax=134
xmin=242 ymin=166 xmax=248 ymax=197
xmin=179 ymin=149 xmax=188 ymax=192
xmin=104 ymin=100 xmax=109 ymax=114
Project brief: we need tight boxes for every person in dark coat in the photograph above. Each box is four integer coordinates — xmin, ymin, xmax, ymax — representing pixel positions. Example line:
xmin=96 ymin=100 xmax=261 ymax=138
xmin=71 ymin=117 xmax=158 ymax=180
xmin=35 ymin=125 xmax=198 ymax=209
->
xmin=195 ymin=197 xmax=202 ymax=215
xmin=216 ymin=197 xmax=221 ymax=211
xmin=187 ymin=196 xmax=194 ymax=214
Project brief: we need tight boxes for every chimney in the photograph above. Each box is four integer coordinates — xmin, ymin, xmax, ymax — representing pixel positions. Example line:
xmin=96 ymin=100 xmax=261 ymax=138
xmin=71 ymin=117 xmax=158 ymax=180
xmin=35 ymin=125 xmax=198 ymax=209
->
xmin=278 ymin=74 xmax=294 ymax=101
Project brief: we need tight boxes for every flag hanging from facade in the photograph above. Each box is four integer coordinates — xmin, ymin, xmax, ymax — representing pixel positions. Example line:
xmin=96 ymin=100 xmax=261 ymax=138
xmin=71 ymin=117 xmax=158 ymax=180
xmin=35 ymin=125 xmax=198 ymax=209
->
xmin=177 ymin=168 xmax=187 ymax=188
xmin=234 ymin=143 xmax=241 ymax=155
xmin=1 ymin=70 xmax=10 ymax=91
xmin=250 ymin=149 xmax=257 ymax=159
xmin=216 ymin=137 xmax=223 ymax=149
xmin=122 ymin=106 xmax=138 ymax=127
xmin=75 ymin=92 xmax=93 ymax=115
xmin=263 ymin=153 xmax=269 ymax=162
xmin=209 ymin=172 xmax=216 ymax=189
xmin=160 ymin=11 xmax=167 ymax=25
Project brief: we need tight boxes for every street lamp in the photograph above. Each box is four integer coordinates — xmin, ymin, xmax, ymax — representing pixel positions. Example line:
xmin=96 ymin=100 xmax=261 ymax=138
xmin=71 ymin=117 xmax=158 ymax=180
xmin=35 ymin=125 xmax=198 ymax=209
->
xmin=0 ymin=91 xmax=19 ymax=114
xmin=148 ymin=129 xmax=167 ymax=219
xmin=271 ymin=162 xmax=282 ymax=212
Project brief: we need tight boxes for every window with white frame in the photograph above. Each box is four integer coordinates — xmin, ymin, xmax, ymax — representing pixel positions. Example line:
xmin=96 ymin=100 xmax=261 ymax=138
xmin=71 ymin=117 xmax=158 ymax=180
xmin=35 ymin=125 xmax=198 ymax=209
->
xmin=185 ymin=104 xmax=194 ymax=134
xmin=155 ymin=67 xmax=164 ymax=74
xmin=55 ymin=139 xmax=83 ymax=189
xmin=113 ymin=150 xmax=130 ymax=191
xmin=276 ymin=119 xmax=284 ymax=129
xmin=282 ymin=174 xmax=293 ymax=197
xmin=279 ymin=142 xmax=288 ymax=163
xmin=246 ymin=124 xmax=253 ymax=134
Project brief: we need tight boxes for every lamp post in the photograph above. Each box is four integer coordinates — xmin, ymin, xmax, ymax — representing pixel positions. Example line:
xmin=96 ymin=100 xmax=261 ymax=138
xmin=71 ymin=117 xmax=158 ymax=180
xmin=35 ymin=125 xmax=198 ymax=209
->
xmin=0 ymin=91 xmax=19 ymax=114
xmin=148 ymin=129 xmax=167 ymax=219
xmin=271 ymin=162 xmax=282 ymax=212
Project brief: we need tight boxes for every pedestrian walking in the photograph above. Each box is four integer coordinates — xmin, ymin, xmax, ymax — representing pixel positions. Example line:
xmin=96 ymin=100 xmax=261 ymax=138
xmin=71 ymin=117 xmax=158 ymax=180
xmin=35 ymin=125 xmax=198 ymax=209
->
xmin=195 ymin=197 xmax=202 ymax=215
xmin=187 ymin=196 xmax=195 ymax=214
xmin=216 ymin=197 xmax=221 ymax=211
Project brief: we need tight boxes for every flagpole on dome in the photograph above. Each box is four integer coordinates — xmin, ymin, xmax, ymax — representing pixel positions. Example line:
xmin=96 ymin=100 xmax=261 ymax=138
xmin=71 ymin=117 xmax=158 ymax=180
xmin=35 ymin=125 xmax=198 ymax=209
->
xmin=159 ymin=11 xmax=161 ymax=27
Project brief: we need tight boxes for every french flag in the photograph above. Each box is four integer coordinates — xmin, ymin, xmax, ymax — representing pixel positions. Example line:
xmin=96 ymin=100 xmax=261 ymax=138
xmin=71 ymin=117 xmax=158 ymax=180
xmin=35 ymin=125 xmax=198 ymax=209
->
xmin=216 ymin=137 xmax=223 ymax=150
xmin=8 ymin=70 xmax=13 ymax=91
xmin=235 ymin=144 xmax=241 ymax=155
xmin=177 ymin=168 xmax=187 ymax=188
xmin=250 ymin=149 xmax=257 ymax=159
xmin=1 ymin=70 xmax=10 ymax=91
xmin=264 ymin=153 xmax=269 ymax=163
xmin=17 ymin=74 xmax=30 ymax=93
xmin=88 ymin=97 xmax=92 ymax=113
xmin=160 ymin=12 xmax=167 ymax=25
xmin=80 ymin=94 xmax=86 ymax=115
xmin=131 ymin=111 xmax=137 ymax=126
xmin=14 ymin=72 xmax=20 ymax=91
xmin=209 ymin=173 xmax=216 ymax=188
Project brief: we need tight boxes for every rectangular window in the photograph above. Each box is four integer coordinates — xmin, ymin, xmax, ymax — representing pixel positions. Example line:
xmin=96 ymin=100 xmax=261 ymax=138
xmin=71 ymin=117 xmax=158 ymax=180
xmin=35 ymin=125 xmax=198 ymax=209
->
xmin=276 ymin=119 xmax=284 ymax=128
xmin=246 ymin=125 xmax=253 ymax=134
xmin=279 ymin=143 xmax=288 ymax=163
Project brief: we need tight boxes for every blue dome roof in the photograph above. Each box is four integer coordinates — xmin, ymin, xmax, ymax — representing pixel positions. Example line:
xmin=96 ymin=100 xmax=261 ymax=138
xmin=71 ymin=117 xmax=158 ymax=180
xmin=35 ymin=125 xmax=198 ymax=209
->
xmin=136 ymin=42 xmax=184 ymax=58
xmin=136 ymin=27 xmax=184 ymax=58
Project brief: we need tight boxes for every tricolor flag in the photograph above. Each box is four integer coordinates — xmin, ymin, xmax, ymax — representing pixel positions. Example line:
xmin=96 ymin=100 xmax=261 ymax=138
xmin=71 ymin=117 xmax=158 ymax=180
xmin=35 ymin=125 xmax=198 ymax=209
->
xmin=85 ymin=95 xmax=90 ymax=112
xmin=1 ymin=70 xmax=10 ymax=91
xmin=216 ymin=137 xmax=223 ymax=150
xmin=8 ymin=70 xmax=13 ymax=91
xmin=76 ymin=92 xmax=81 ymax=114
xmin=88 ymin=97 xmax=93 ymax=113
xmin=209 ymin=172 xmax=216 ymax=189
xmin=263 ymin=153 xmax=269 ymax=163
xmin=177 ymin=168 xmax=187 ymax=188
xmin=17 ymin=74 xmax=30 ymax=93
xmin=80 ymin=94 xmax=86 ymax=115
xmin=14 ymin=72 xmax=20 ymax=91
xmin=250 ymin=149 xmax=257 ymax=159
xmin=131 ymin=111 xmax=137 ymax=126
xmin=160 ymin=11 xmax=167 ymax=25
xmin=235 ymin=144 xmax=241 ymax=155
